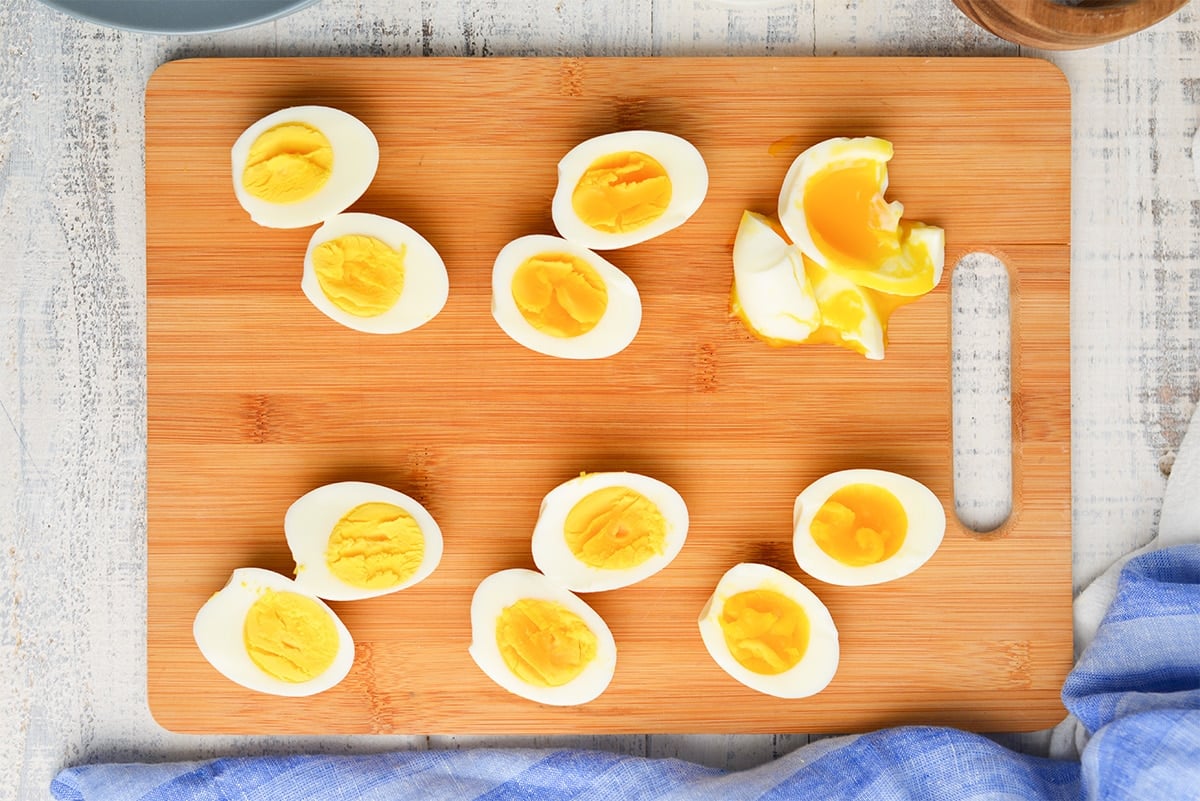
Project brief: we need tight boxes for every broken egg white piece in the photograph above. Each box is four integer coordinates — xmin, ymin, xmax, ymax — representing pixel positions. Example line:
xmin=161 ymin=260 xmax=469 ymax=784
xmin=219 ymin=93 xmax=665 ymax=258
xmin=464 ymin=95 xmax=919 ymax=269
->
xmin=531 ymin=471 xmax=689 ymax=593
xmin=551 ymin=130 xmax=709 ymax=250
xmin=285 ymin=481 xmax=444 ymax=602
xmin=491 ymin=234 xmax=642 ymax=359
xmin=193 ymin=567 xmax=355 ymax=697
xmin=792 ymin=468 xmax=946 ymax=586
xmin=731 ymin=210 xmax=821 ymax=345
xmin=301 ymin=212 xmax=449 ymax=334
xmin=698 ymin=562 xmax=839 ymax=699
xmin=469 ymin=568 xmax=617 ymax=706
xmin=231 ymin=105 xmax=379 ymax=229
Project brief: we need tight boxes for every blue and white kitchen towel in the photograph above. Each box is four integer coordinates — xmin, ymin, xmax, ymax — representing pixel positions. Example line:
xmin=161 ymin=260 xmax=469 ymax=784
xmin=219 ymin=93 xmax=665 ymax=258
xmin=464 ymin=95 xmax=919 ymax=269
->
xmin=52 ymin=408 xmax=1200 ymax=801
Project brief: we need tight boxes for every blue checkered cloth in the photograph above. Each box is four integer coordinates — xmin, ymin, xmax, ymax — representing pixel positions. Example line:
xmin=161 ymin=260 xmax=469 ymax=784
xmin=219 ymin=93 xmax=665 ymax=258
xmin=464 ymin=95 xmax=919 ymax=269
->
xmin=51 ymin=544 xmax=1200 ymax=801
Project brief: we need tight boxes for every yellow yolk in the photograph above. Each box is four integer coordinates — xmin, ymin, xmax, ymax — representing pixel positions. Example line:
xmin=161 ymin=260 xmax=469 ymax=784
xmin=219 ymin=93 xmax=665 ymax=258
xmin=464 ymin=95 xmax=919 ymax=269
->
xmin=312 ymin=235 xmax=407 ymax=317
xmin=496 ymin=599 xmax=597 ymax=687
xmin=511 ymin=253 xmax=608 ymax=338
xmin=564 ymin=486 xmax=667 ymax=570
xmin=803 ymin=160 xmax=898 ymax=266
xmin=242 ymin=122 xmax=334 ymax=204
xmin=571 ymin=151 xmax=673 ymax=234
xmin=810 ymin=483 xmax=908 ymax=566
xmin=324 ymin=502 xmax=425 ymax=589
xmin=243 ymin=589 xmax=339 ymax=683
xmin=719 ymin=589 xmax=810 ymax=675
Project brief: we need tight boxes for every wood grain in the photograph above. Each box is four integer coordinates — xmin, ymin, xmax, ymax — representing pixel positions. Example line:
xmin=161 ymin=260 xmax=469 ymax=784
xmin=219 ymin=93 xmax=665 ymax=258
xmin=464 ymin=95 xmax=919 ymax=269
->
xmin=951 ymin=0 xmax=1188 ymax=49
xmin=144 ymin=56 xmax=1071 ymax=735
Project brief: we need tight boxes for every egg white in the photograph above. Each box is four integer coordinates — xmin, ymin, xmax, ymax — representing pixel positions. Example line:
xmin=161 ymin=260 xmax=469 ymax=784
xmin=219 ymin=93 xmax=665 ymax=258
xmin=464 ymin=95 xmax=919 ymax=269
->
xmin=192 ymin=567 xmax=355 ymax=697
xmin=731 ymin=210 xmax=821 ymax=344
xmin=285 ymin=481 xmax=444 ymax=601
xmin=551 ymin=130 xmax=709 ymax=250
xmin=491 ymin=234 xmax=642 ymax=359
xmin=301 ymin=212 xmax=449 ymax=334
xmin=807 ymin=261 xmax=886 ymax=360
xmin=468 ymin=568 xmax=617 ymax=706
xmin=231 ymin=105 xmax=379 ymax=229
xmin=792 ymin=468 xmax=946 ymax=586
xmin=531 ymin=471 xmax=689 ymax=593
xmin=697 ymin=562 xmax=839 ymax=699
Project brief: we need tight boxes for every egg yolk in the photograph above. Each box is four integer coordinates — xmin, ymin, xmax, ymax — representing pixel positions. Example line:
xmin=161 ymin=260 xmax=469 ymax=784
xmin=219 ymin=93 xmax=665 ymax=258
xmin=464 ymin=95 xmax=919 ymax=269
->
xmin=511 ymin=253 xmax=608 ymax=337
xmin=719 ymin=589 xmax=809 ymax=675
xmin=564 ymin=486 xmax=667 ymax=570
xmin=324 ymin=502 xmax=425 ymax=589
xmin=496 ymin=599 xmax=597 ymax=687
xmin=243 ymin=589 xmax=339 ymax=683
xmin=571 ymin=151 xmax=673 ymax=234
xmin=810 ymin=483 xmax=907 ymax=566
xmin=312 ymin=235 xmax=407 ymax=317
xmin=242 ymin=122 xmax=334 ymax=204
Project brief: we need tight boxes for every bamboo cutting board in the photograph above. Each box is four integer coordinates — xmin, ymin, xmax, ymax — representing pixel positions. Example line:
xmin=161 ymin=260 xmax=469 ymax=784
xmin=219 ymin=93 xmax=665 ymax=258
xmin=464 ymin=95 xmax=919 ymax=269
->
xmin=146 ymin=57 xmax=1071 ymax=735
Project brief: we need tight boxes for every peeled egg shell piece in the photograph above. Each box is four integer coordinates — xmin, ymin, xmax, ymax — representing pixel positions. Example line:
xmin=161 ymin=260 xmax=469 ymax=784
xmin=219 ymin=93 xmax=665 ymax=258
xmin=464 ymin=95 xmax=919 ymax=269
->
xmin=776 ymin=136 xmax=893 ymax=270
xmin=697 ymin=562 xmax=839 ymax=699
xmin=792 ymin=468 xmax=947 ymax=586
xmin=285 ymin=481 xmax=444 ymax=601
xmin=230 ymin=105 xmax=379 ymax=229
xmin=301 ymin=212 xmax=450 ymax=335
xmin=468 ymin=568 xmax=617 ymax=706
xmin=491 ymin=234 xmax=642 ymax=360
xmin=192 ymin=567 xmax=355 ymax=697
xmin=551 ymin=130 xmax=709 ymax=250
xmin=531 ymin=471 xmax=690 ymax=593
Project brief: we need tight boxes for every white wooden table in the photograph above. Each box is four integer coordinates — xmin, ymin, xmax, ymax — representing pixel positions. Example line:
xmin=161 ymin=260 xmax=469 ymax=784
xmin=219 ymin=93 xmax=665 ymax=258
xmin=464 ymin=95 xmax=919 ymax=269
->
xmin=2 ymin=0 xmax=1198 ymax=798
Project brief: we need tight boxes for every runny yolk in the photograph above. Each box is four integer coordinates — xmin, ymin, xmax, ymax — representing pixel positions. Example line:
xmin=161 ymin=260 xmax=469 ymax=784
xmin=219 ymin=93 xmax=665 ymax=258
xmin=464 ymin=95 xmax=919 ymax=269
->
xmin=511 ymin=252 xmax=608 ymax=338
xmin=564 ymin=486 xmax=667 ymax=570
xmin=496 ymin=599 xmax=597 ymax=687
xmin=312 ymin=234 xmax=407 ymax=317
xmin=242 ymin=122 xmax=333 ymax=204
xmin=802 ymin=159 xmax=899 ymax=266
xmin=810 ymin=483 xmax=907 ymax=566
xmin=719 ymin=589 xmax=809 ymax=675
xmin=243 ymin=589 xmax=339 ymax=683
xmin=571 ymin=151 xmax=672 ymax=234
xmin=325 ymin=502 xmax=425 ymax=589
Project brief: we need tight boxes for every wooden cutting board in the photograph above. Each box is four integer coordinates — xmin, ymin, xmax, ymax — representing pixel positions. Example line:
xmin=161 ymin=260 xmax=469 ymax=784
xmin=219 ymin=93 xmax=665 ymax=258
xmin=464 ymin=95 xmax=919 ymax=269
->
xmin=145 ymin=57 xmax=1071 ymax=735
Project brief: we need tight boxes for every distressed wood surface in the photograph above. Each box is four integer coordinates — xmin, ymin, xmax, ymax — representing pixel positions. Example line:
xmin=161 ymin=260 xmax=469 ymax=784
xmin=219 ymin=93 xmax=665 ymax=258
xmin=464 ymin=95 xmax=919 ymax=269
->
xmin=1 ymin=0 xmax=1198 ymax=796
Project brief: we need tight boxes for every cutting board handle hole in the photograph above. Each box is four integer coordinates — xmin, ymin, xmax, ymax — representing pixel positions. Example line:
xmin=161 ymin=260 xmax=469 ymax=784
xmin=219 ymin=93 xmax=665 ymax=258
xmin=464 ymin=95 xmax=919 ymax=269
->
xmin=951 ymin=251 xmax=1013 ymax=534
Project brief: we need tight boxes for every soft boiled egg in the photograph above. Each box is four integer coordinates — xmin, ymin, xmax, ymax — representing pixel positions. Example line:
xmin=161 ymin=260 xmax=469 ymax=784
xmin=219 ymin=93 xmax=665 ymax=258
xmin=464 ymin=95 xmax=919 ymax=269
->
xmin=284 ymin=481 xmax=444 ymax=602
xmin=731 ymin=210 xmax=821 ymax=346
xmin=551 ymin=130 xmax=709 ymax=250
xmin=531 ymin=471 xmax=689 ymax=593
xmin=792 ymin=468 xmax=946 ymax=586
xmin=491 ymin=234 xmax=642 ymax=359
xmin=778 ymin=136 xmax=944 ymax=297
xmin=301 ymin=212 xmax=449 ymax=334
xmin=804 ymin=257 xmax=887 ymax=361
xmin=698 ymin=563 xmax=839 ymax=699
xmin=193 ymin=567 xmax=355 ymax=696
xmin=468 ymin=568 xmax=617 ymax=706
xmin=231 ymin=105 xmax=379 ymax=229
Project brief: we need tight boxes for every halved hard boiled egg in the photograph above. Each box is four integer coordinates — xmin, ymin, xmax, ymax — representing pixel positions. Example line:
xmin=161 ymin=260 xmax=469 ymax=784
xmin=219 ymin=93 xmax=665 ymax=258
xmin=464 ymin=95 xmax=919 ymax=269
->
xmin=792 ymin=468 xmax=946 ymax=586
xmin=551 ymin=130 xmax=709 ymax=250
xmin=778 ymin=137 xmax=944 ymax=297
xmin=531 ymin=471 xmax=689 ymax=593
xmin=731 ymin=210 xmax=820 ymax=346
xmin=231 ymin=106 xmax=379 ymax=229
xmin=301 ymin=212 xmax=449 ymax=334
xmin=698 ymin=563 xmax=839 ymax=699
xmin=193 ymin=567 xmax=355 ymax=696
xmin=468 ymin=568 xmax=617 ymax=706
xmin=284 ymin=481 xmax=444 ymax=602
xmin=491 ymin=234 xmax=642 ymax=359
